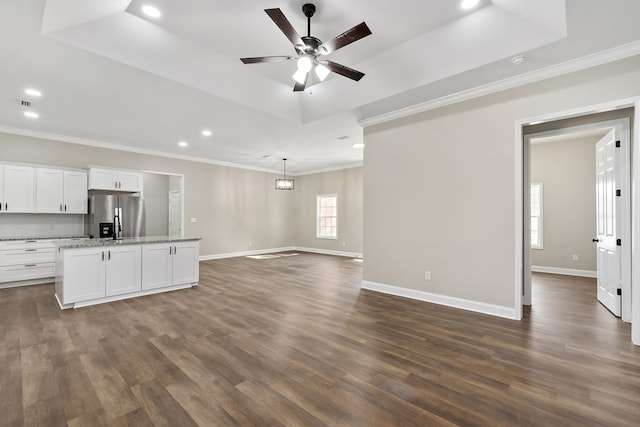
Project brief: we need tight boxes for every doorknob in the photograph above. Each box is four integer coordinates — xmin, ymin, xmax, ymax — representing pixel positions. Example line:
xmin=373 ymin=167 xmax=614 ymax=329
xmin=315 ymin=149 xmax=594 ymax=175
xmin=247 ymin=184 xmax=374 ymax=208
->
xmin=592 ymin=238 xmax=600 ymax=243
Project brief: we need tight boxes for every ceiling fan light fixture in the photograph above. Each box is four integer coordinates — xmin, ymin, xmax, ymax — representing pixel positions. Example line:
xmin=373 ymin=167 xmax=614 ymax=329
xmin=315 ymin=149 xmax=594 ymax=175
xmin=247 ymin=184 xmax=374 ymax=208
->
xmin=292 ymin=69 xmax=307 ymax=84
xmin=315 ymin=63 xmax=330 ymax=81
xmin=460 ymin=0 xmax=479 ymax=10
xmin=297 ymin=54 xmax=314 ymax=73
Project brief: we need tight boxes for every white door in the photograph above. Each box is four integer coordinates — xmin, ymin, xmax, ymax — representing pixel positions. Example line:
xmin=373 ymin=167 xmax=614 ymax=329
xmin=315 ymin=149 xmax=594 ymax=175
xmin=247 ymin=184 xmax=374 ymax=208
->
xmin=36 ymin=168 xmax=64 ymax=213
xmin=595 ymin=129 xmax=621 ymax=316
xmin=105 ymin=245 xmax=142 ymax=296
xmin=64 ymin=170 xmax=88 ymax=213
xmin=141 ymin=243 xmax=173 ymax=290
xmin=168 ymin=190 xmax=182 ymax=237
xmin=3 ymin=165 xmax=35 ymax=212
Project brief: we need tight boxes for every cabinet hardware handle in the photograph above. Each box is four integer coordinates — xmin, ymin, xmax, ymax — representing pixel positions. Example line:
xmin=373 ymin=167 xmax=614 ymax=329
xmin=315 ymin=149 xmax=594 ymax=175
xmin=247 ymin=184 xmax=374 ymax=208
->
xmin=25 ymin=249 xmax=37 ymax=252
xmin=102 ymin=251 xmax=105 ymax=261
xmin=24 ymin=264 xmax=37 ymax=268
xmin=25 ymin=240 xmax=37 ymax=243
xmin=5 ymin=203 xmax=7 ymax=210
xmin=108 ymin=250 xmax=111 ymax=260
xmin=60 ymin=204 xmax=63 ymax=211
xmin=169 ymin=246 xmax=172 ymax=255
xmin=64 ymin=204 xmax=67 ymax=212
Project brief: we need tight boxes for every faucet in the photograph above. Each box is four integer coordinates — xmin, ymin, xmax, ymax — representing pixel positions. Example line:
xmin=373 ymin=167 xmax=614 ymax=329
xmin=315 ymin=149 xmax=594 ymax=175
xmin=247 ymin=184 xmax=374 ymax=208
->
xmin=113 ymin=211 xmax=122 ymax=240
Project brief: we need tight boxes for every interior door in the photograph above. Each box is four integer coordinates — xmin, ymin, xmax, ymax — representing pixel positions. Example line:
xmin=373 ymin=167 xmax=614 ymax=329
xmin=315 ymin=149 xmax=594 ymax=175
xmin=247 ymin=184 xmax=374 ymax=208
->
xmin=595 ymin=129 xmax=621 ymax=316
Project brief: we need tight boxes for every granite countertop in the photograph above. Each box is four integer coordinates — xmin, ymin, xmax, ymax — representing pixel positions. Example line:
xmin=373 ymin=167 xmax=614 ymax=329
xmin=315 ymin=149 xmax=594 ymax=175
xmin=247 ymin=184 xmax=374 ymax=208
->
xmin=0 ymin=235 xmax=90 ymax=242
xmin=56 ymin=236 xmax=202 ymax=249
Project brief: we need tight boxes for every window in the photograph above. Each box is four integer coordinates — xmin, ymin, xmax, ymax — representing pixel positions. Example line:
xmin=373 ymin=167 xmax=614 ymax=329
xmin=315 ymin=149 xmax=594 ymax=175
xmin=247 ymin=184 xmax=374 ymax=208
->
xmin=531 ymin=182 xmax=543 ymax=249
xmin=317 ymin=194 xmax=337 ymax=239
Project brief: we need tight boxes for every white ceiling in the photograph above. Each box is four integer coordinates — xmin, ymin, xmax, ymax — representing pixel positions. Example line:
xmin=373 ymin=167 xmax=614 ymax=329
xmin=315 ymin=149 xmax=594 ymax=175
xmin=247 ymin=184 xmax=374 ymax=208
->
xmin=1 ymin=0 xmax=640 ymax=174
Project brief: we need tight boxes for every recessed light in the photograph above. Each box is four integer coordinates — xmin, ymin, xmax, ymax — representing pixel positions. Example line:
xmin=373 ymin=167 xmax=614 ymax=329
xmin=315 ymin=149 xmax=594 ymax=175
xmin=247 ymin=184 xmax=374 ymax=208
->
xmin=25 ymin=88 xmax=42 ymax=97
xmin=201 ymin=129 xmax=212 ymax=137
xmin=511 ymin=55 xmax=527 ymax=66
xmin=178 ymin=141 xmax=188 ymax=147
xmin=352 ymin=143 xmax=365 ymax=149
xmin=460 ymin=0 xmax=479 ymax=10
xmin=142 ymin=5 xmax=161 ymax=18
xmin=24 ymin=111 xmax=39 ymax=119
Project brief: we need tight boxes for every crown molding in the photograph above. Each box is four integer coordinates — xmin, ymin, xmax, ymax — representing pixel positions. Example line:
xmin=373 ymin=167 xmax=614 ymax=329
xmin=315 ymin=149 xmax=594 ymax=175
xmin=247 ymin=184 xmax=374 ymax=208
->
xmin=358 ymin=40 xmax=640 ymax=128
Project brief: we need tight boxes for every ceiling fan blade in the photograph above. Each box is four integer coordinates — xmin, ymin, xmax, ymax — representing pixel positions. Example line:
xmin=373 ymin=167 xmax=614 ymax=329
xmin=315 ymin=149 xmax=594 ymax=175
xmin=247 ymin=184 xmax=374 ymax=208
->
xmin=325 ymin=61 xmax=365 ymax=81
xmin=293 ymin=73 xmax=308 ymax=92
xmin=265 ymin=8 xmax=304 ymax=48
xmin=241 ymin=56 xmax=294 ymax=64
xmin=318 ymin=22 xmax=372 ymax=55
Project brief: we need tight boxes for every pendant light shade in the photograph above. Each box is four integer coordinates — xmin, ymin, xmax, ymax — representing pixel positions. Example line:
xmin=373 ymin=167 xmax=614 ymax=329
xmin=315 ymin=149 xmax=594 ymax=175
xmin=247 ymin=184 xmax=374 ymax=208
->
xmin=275 ymin=158 xmax=294 ymax=190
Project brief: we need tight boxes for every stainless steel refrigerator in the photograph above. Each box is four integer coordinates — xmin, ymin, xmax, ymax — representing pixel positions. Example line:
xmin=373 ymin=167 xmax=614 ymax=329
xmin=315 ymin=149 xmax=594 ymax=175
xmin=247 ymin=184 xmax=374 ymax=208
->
xmin=85 ymin=194 xmax=146 ymax=239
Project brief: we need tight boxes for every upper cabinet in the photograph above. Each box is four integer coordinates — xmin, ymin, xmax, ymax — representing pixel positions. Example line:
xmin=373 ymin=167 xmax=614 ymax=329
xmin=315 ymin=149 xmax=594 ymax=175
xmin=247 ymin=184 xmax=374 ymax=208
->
xmin=0 ymin=165 xmax=35 ymax=213
xmin=36 ymin=168 xmax=88 ymax=214
xmin=88 ymin=168 xmax=142 ymax=192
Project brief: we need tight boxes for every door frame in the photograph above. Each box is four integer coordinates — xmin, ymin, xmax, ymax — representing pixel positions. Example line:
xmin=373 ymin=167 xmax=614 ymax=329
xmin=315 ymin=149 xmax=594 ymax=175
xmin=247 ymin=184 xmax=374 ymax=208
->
xmin=523 ymin=119 xmax=630 ymax=318
xmin=514 ymin=97 xmax=640 ymax=346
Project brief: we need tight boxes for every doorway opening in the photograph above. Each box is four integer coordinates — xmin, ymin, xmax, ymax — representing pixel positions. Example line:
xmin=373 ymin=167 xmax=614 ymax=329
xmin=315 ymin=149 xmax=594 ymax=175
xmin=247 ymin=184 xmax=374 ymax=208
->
xmin=515 ymin=99 xmax=640 ymax=346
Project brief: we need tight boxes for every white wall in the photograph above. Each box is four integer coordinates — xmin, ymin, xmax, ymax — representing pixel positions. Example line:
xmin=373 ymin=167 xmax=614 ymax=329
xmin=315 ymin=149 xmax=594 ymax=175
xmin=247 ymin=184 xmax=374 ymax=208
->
xmin=363 ymin=55 xmax=640 ymax=314
xmin=294 ymin=167 xmax=363 ymax=256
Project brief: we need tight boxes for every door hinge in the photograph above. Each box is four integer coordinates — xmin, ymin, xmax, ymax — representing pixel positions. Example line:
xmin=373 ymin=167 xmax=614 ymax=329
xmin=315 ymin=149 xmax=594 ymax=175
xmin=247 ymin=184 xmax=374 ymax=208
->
xmin=616 ymin=239 xmax=622 ymax=246
xmin=616 ymin=189 xmax=621 ymax=197
xmin=616 ymin=140 xmax=621 ymax=148
xmin=617 ymin=288 xmax=622 ymax=296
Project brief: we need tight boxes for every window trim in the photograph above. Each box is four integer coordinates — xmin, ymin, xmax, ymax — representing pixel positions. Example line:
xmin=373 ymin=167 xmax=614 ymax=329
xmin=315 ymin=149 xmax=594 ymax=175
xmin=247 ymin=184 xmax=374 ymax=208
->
xmin=316 ymin=194 xmax=338 ymax=240
xmin=531 ymin=182 xmax=543 ymax=250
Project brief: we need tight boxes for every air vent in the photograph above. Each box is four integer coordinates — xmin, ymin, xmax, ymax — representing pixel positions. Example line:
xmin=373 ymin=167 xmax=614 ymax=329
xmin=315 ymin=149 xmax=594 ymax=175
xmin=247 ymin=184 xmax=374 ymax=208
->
xmin=337 ymin=135 xmax=350 ymax=140
xmin=21 ymin=100 xmax=31 ymax=107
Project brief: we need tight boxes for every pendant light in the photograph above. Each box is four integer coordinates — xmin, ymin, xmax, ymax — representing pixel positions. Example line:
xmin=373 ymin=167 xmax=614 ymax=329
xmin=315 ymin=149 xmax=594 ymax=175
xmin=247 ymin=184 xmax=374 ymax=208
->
xmin=275 ymin=158 xmax=294 ymax=190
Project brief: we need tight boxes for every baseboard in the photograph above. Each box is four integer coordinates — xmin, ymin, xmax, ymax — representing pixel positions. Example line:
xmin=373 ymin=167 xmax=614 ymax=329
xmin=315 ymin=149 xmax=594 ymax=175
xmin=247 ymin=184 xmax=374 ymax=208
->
xmin=531 ymin=265 xmax=596 ymax=278
xmin=294 ymin=247 xmax=362 ymax=258
xmin=361 ymin=280 xmax=519 ymax=320
xmin=200 ymin=247 xmax=296 ymax=261
xmin=199 ymin=246 xmax=362 ymax=261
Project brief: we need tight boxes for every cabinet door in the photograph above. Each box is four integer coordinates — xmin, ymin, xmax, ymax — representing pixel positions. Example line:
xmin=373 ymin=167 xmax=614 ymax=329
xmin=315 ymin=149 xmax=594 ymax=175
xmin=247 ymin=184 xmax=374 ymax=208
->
xmin=3 ymin=165 xmax=35 ymax=212
xmin=64 ymin=248 xmax=106 ymax=304
xmin=141 ymin=244 xmax=173 ymax=290
xmin=172 ymin=241 xmax=199 ymax=285
xmin=36 ymin=168 xmax=64 ymax=213
xmin=88 ymin=168 xmax=117 ymax=190
xmin=105 ymin=245 xmax=141 ymax=296
xmin=117 ymin=171 xmax=142 ymax=192
xmin=64 ymin=171 xmax=88 ymax=213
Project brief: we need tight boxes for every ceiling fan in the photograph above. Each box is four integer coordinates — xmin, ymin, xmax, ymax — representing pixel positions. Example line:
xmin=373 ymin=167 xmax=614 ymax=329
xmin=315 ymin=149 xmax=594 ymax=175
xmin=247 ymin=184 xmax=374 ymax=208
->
xmin=240 ymin=3 xmax=372 ymax=92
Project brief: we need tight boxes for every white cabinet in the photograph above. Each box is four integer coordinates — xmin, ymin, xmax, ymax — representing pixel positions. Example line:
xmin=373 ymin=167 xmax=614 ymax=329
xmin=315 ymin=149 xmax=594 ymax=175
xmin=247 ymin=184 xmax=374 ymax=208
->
xmin=88 ymin=168 xmax=142 ymax=192
xmin=61 ymin=247 xmax=105 ymax=303
xmin=0 ymin=165 xmax=35 ymax=213
xmin=105 ymin=245 xmax=142 ymax=297
xmin=61 ymin=245 xmax=141 ymax=304
xmin=0 ymin=240 xmax=55 ymax=284
xmin=36 ymin=168 xmax=88 ymax=214
xmin=141 ymin=241 xmax=199 ymax=290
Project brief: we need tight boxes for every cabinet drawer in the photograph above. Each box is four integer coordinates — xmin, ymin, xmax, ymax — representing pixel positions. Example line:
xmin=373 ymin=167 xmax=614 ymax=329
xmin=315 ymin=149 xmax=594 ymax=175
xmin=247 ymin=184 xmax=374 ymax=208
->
xmin=0 ymin=263 xmax=55 ymax=283
xmin=0 ymin=240 xmax=55 ymax=250
xmin=0 ymin=248 xmax=55 ymax=266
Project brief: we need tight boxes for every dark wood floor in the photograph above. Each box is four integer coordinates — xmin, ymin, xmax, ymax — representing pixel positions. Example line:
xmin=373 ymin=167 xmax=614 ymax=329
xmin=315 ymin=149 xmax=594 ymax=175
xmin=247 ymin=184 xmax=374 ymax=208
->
xmin=1 ymin=254 xmax=639 ymax=426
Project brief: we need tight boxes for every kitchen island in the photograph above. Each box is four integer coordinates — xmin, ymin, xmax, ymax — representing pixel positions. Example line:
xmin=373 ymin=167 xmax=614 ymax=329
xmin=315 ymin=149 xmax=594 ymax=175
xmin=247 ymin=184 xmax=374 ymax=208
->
xmin=55 ymin=236 xmax=200 ymax=309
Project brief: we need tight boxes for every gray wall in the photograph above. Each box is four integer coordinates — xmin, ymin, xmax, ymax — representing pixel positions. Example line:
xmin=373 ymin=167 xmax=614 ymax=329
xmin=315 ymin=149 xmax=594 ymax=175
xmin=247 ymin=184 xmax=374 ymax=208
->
xmin=0 ymin=134 xmax=296 ymax=256
xmin=530 ymin=136 xmax=598 ymax=272
xmin=363 ymin=55 xmax=640 ymax=309
xmin=294 ymin=167 xmax=363 ymax=255
xmin=142 ymin=172 xmax=170 ymax=236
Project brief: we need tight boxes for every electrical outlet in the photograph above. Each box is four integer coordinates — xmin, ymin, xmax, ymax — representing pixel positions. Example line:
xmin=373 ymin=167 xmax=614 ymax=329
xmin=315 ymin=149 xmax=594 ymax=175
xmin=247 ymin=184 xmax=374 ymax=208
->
xmin=425 ymin=271 xmax=431 ymax=280
xmin=190 ymin=217 xmax=196 ymax=223
xmin=572 ymin=255 xmax=579 ymax=261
